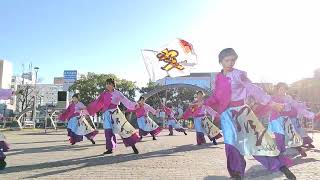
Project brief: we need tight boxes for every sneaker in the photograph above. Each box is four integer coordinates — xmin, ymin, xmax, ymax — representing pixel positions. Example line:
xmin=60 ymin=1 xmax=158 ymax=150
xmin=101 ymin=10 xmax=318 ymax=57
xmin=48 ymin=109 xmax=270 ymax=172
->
xmin=152 ymin=136 xmax=157 ymax=140
xmin=212 ymin=138 xmax=218 ymax=145
xmin=69 ymin=138 xmax=75 ymax=145
xmin=280 ymin=166 xmax=296 ymax=180
xmin=308 ymin=144 xmax=315 ymax=148
xmin=90 ymin=139 xmax=96 ymax=145
xmin=103 ymin=150 xmax=113 ymax=155
xmin=299 ymin=149 xmax=307 ymax=157
xmin=0 ymin=160 xmax=6 ymax=170
xmin=132 ymin=145 xmax=139 ymax=154
xmin=184 ymin=132 xmax=187 ymax=135
xmin=231 ymin=174 xmax=242 ymax=180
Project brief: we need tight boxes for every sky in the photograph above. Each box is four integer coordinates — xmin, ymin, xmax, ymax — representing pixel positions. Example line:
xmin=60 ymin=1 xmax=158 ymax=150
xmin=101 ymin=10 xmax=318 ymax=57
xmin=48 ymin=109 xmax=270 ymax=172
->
xmin=1 ymin=0 xmax=320 ymax=87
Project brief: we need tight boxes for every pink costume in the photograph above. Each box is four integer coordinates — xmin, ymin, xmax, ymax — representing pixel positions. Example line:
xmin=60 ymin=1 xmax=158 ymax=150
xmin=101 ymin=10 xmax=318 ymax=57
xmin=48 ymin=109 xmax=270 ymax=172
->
xmin=205 ymin=69 xmax=289 ymax=177
xmin=87 ymin=90 xmax=140 ymax=151
xmin=268 ymin=95 xmax=316 ymax=152
xmin=127 ymin=103 xmax=162 ymax=137
xmin=59 ymin=102 xmax=98 ymax=145
xmin=162 ymin=105 xmax=186 ymax=135
xmin=183 ymin=102 xmax=221 ymax=145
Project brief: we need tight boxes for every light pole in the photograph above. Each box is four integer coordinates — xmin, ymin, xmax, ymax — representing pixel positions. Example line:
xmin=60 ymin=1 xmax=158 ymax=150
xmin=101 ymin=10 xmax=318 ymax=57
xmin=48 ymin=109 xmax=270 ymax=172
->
xmin=39 ymin=95 xmax=44 ymax=107
xmin=32 ymin=67 xmax=39 ymax=128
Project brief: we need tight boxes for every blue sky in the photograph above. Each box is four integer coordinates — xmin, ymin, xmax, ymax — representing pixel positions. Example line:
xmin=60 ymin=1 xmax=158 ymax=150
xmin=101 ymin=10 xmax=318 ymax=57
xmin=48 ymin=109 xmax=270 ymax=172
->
xmin=1 ymin=0 xmax=319 ymax=87
xmin=0 ymin=0 xmax=215 ymax=86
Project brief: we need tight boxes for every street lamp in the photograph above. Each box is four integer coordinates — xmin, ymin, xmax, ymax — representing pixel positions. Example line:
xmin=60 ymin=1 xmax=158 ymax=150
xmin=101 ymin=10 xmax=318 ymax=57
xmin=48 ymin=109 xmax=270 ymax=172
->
xmin=32 ymin=67 xmax=39 ymax=128
xmin=39 ymin=95 xmax=44 ymax=107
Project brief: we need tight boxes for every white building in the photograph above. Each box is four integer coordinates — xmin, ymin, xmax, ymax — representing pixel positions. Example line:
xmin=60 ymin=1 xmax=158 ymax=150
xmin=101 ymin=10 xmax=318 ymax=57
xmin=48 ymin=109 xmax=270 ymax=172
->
xmin=0 ymin=60 xmax=14 ymax=113
xmin=0 ymin=60 xmax=13 ymax=89
xmin=12 ymin=75 xmax=34 ymax=86
xmin=13 ymin=81 xmax=63 ymax=112
xmin=36 ymin=84 xmax=64 ymax=106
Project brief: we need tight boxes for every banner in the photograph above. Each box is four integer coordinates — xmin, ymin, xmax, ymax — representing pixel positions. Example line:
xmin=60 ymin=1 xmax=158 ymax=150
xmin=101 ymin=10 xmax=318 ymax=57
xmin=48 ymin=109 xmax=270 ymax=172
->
xmin=142 ymin=38 xmax=197 ymax=81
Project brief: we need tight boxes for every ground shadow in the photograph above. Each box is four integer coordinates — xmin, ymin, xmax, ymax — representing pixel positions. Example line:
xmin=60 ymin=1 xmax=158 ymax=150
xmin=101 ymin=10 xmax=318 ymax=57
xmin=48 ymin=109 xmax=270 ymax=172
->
xmin=7 ymin=137 xmax=170 ymax=156
xmin=19 ymin=132 xmax=66 ymax=136
xmin=245 ymin=165 xmax=284 ymax=179
xmin=292 ymin=156 xmax=319 ymax=166
xmin=307 ymin=148 xmax=320 ymax=153
xmin=203 ymin=176 xmax=229 ymax=180
xmin=2 ymin=143 xmax=221 ymax=179
xmin=12 ymin=140 xmax=67 ymax=145
xmin=245 ymin=156 xmax=319 ymax=179
xmin=7 ymin=143 xmax=101 ymax=156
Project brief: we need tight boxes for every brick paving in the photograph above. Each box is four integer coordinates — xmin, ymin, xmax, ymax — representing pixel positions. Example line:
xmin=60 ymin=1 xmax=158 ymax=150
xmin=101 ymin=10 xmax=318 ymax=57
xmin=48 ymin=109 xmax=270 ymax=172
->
xmin=0 ymin=129 xmax=320 ymax=179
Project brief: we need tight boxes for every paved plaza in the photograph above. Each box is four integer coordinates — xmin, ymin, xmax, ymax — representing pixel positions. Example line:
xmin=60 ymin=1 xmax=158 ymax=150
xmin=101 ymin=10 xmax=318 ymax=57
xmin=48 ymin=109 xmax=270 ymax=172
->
xmin=0 ymin=129 xmax=320 ymax=180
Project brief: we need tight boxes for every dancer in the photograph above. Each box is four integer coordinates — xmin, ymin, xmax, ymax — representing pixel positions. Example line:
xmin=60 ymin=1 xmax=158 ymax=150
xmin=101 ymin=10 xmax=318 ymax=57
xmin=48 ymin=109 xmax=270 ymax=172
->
xmin=268 ymin=83 xmax=320 ymax=157
xmin=183 ymin=91 xmax=221 ymax=145
xmin=291 ymin=94 xmax=318 ymax=148
xmin=127 ymin=96 xmax=161 ymax=140
xmin=296 ymin=104 xmax=317 ymax=148
xmin=87 ymin=78 xmax=140 ymax=154
xmin=58 ymin=93 xmax=98 ymax=145
xmin=162 ymin=103 xmax=187 ymax=136
xmin=204 ymin=48 xmax=296 ymax=180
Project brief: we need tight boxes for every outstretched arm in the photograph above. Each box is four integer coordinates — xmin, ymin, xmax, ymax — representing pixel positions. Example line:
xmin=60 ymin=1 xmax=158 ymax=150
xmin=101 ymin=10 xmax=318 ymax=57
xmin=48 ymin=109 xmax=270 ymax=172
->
xmin=204 ymin=105 xmax=219 ymax=120
xmin=182 ymin=106 xmax=194 ymax=120
xmin=145 ymin=104 xmax=157 ymax=115
xmin=291 ymin=99 xmax=316 ymax=120
xmin=241 ymin=73 xmax=284 ymax=112
xmin=204 ymin=93 xmax=217 ymax=107
xmin=118 ymin=91 xmax=138 ymax=110
xmin=87 ymin=93 xmax=106 ymax=116
xmin=58 ymin=104 xmax=75 ymax=121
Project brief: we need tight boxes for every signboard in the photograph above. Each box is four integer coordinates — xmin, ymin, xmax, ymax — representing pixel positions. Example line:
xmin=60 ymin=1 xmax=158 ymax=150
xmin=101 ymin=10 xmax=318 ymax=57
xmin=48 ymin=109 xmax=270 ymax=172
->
xmin=63 ymin=70 xmax=77 ymax=91
xmin=63 ymin=70 xmax=77 ymax=83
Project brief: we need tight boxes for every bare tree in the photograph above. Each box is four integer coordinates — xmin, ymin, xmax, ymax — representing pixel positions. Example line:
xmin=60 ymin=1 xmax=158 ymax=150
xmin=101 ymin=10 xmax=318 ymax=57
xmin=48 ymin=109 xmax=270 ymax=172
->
xmin=14 ymin=63 xmax=35 ymax=112
xmin=16 ymin=84 xmax=34 ymax=112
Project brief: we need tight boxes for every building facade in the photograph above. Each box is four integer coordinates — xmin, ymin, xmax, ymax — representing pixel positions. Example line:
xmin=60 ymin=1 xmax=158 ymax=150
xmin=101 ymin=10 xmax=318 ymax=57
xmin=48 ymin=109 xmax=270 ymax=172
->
xmin=36 ymin=84 xmax=64 ymax=106
xmin=54 ymin=77 xmax=64 ymax=85
xmin=0 ymin=60 xmax=13 ymax=89
xmin=0 ymin=60 xmax=14 ymax=114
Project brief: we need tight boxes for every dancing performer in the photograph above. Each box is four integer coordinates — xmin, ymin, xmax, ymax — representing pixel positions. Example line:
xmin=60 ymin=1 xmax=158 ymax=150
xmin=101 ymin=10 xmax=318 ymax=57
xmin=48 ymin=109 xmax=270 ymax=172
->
xmin=268 ymin=83 xmax=320 ymax=157
xmin=183 ymin=91 xmax=221 ymax=145
xmin=127 ymin=96 xmax=162 ymax=140
xmin=58 ymin=93 xmax=98 ymax=145
xmin=161 ymin=103 xmax=187 ymax=136
xmin=204 ymin=48 xmax=296 ymax=180
xmin=291 ymin=94 xmax=319 ymax=148
xmin=87 ymin=78 xmax=140 ymax=154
